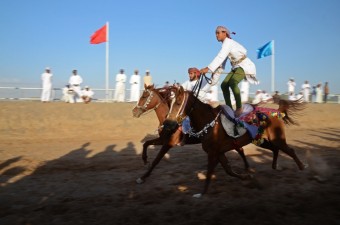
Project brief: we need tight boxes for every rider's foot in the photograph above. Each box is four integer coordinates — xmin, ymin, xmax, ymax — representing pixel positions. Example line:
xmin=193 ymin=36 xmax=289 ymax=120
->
xmin=235 ymin=107 xmax=243 ymax=117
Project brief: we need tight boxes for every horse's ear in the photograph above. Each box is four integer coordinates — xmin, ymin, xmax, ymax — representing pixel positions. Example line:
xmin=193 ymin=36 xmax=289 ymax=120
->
xmin=178 ymin=86 xmax=184 ymax=95
xmin=175 ymin=86 xmax=185 ymax=104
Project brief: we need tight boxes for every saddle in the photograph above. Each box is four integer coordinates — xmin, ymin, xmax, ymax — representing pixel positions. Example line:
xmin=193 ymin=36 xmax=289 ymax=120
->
xmin=219 ymin=104 xmax=286 ymax=145
xmin=219 ymin=104 xmax=257 ymax=138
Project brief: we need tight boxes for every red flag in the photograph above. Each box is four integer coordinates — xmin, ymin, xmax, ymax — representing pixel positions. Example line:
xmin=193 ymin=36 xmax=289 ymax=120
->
xmin=90 ymin=24 xmax=107 ymax=44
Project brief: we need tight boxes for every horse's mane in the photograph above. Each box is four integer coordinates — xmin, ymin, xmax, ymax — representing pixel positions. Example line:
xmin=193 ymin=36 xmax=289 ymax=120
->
xmin=186 ymin=91 xmax=216 ymax=116
xmin=278 ymin=99 xmax=307 ymax=125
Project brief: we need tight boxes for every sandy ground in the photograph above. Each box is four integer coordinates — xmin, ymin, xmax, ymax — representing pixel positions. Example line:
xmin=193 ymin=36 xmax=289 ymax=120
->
xmin=0 ymin=101 xmax=339 ymax=225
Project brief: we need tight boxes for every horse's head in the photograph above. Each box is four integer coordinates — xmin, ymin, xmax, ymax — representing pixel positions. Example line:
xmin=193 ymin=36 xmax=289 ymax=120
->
xmin=161 ymin=86 xmax=190 ymax=137
xmin=132 ymin=84 xmax=177 ymax=118
xmin=132 ymin=84 xmax=159 ymax=117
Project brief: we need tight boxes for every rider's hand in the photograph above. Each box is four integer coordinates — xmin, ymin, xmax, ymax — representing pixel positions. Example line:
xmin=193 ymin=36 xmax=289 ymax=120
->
xmin=200 ymin=67 xmax=209 ymax=74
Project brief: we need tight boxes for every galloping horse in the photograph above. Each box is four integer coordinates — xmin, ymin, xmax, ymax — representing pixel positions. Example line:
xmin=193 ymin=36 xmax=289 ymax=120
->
xmin=163 ymin=86 xmax=307 ymax=197
xmin=132 ymin=85 xmax=251 ymax=184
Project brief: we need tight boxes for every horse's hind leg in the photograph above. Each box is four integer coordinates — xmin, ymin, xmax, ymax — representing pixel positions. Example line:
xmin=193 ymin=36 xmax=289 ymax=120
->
xmin=262 ymin=139 xmax=306 ymax=170
xmin=142 ymin=137 xmax=164 ymax=165
xmin=137 ymin=144 xmax=172 ymax=184
xmin=259 ymin=139 xmax=280 ymax=170
xmin=279 ymin=143 xmax=306 ymax=170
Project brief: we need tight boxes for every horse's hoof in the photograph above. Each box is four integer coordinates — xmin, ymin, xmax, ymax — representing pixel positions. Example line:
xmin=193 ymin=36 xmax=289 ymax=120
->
xmin=273 ymin=165 xmax=283 ymax=171
xmin=136 ymin=178 xmax=145 ymax=184
xmin=192 ymin=193 xmax=203 ymax=198
xmin=247 ymin=168 xmax=256 ymax=173
xmin=303 ymin=163 xmax=309 ymax=170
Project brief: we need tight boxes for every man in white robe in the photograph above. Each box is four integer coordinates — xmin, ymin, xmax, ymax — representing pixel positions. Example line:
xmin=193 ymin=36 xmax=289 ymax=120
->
xmin=129 ymin=70 xmax=141 ymax=102
xmin=301 ymin=80 xmax=311 ymax=102
xmin=287 ymin=78 xmax=296 ymax=95
xmin=69 ymin=69 xmax=83 ymax=103
xmin=114 ymin=69 xmax=127 ymax=102
xmin=81 ymin=86 xmax=95 ymax=104
xmin=240 ymin=78 xmax=249 ymax=103
xmin=62 ymin=84 xmax=74 ymax=103
xmin=41 ymin=67 xmax=53 ymax=102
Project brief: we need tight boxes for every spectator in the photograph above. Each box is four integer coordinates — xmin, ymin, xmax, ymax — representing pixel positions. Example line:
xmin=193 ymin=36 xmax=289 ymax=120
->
xmin=62 ymin=84 xmax=75 ymax=103
xmin=240 ymin=78 xmax=249 ymax=103
xmin=81 ymin=86 xmax=95 ymax=104
xmin=68 ymin=69 xmax=83 ymax=103
xmin=272 ymin=91 xmax=281 ymax=104
xmin=262 ymin=90 xmax=273 ymax=103
xmin=315 ymin=83 xmax=323 ymax=103
xmin=324 ymin=82 xmax=329 ymax=103
xmin=143 ymin=70 xmax=153 ymax=87
xmin=301 ymin=80 xmax=311 ymax=102
xmin=311 ymin=86 xmax=316 ymax=103
xmin=114 ymin=69 xmax=127 ymax=102
xmin=287 ymin=77 xmax=296 ymax=95
xmin=41 ymin=67 xmax=53 ymax=103
xmin=252 ymin=90 xmax=264 ymax=104
xmin=129 ymin=69 xmax=141 ymax=102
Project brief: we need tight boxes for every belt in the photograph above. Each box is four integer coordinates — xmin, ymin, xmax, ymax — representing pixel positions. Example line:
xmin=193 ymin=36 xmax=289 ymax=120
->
xmin=230 ymin=55 xmax=247 ymax=67
xmin=72 ymin=84 xmax=80 ymax=86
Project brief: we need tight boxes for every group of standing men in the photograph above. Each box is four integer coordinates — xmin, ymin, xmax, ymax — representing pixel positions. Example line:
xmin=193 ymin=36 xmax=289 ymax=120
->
xmin=287 ymin=78 xmax=330 ymax=103
xmin=113 ymin=69 xmax=152 ymax=102
xmin=40 ymin=67 xmax=94 ymax=103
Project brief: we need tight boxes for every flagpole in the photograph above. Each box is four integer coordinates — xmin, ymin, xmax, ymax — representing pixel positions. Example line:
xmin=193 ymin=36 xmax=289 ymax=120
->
xmin=271 ymin=40 xmax=275 ymax=93
xmin=105 ymin=21 xmax=109 ymax=102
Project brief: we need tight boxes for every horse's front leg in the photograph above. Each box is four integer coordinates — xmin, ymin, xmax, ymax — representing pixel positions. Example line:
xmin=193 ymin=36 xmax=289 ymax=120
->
xmin=137 ymin=144 xmax=173 ymax=184
xmin=218 ymin=152 xmax=252 ymax=180
xmin=193 ymin=150 xmax=219 ymax=198
xmin=235 ymin=147 xmax=253 ymax=172
xmin=142 ymin=137 xmax=164 ymax=165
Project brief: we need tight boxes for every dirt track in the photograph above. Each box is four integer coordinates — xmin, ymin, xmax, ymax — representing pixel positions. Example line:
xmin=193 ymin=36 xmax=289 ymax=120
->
xmin=0 ymin=101 xmax=339 ymax=225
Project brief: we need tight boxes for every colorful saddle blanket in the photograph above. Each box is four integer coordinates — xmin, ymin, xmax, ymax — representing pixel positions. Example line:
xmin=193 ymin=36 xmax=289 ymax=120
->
xmin=220 ymin=104 xmax=285 ymax=145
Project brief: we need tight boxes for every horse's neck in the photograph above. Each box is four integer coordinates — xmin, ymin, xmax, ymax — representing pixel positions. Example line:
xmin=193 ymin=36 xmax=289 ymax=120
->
xmin=188 ymin=96 xmax=216 ymax=131
xmin=154 ymin=100 xmax=169 ymax=124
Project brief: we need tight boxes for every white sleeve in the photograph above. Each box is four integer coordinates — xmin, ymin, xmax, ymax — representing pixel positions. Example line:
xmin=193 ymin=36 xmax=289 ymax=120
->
xmin=208 ymin=40 xmax=231 ymax=72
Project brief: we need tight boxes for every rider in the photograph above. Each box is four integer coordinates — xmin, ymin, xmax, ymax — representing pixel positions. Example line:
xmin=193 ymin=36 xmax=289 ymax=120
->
xmin=178 ymin=67 xmax=204 ymax=146
xmin=200 ymin=25 xmax=257 ymax=117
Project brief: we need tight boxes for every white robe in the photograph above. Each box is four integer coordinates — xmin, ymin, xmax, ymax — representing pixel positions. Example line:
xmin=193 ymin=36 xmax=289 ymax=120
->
xmin=129 ymin=74 xmax=141 ymax=102
xmin=182 ymin=79 xmax=211 ymax=103
xmin=41 ymin=72 xmax=53 ymax=102
xmin=287 ymin=80 xmax=296 ymax=94
xmin=114 ymin=73 xmax=127 ymax=102
xmin=240 ymin=80 xmax=249 ymax=103
xmin=301 ymin=83 xmax=311 ymax=102
xmin=69 ymin=75 xmax=83 ymax=102
xmin=207 ymin=38 xmax=257 ymax=84
xmin=316 ymin=86 xmax=323 ymax=103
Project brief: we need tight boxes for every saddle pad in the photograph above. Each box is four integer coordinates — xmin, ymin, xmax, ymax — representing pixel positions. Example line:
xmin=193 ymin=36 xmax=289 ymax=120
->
xmin=220 ymin=114 xmax=247 ymax=138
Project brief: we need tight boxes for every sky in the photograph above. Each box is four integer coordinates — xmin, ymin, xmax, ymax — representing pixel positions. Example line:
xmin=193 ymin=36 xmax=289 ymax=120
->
xmin=1 ymin=0 xmax=340 ymax=94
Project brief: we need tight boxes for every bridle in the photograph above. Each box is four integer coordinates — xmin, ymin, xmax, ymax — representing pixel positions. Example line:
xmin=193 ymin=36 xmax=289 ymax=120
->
xmin=168 ymin=91 xmax=189 ymax=125
xmin=167 ymin=74 xmax=222 ymax=138
xmin=135 ymin=88 xmax=162 ymax=114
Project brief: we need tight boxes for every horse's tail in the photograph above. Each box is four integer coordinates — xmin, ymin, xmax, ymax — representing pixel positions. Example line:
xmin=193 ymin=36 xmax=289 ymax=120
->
xmin=278 ymin=99 xmax=306 ymax=126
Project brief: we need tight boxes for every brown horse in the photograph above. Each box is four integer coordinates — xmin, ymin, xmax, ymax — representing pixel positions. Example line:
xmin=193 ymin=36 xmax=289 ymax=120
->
xmin=132 ymin=85 xmax=251 ymax=184
xmin=163 ymin=86 xmax=307 ymax=197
